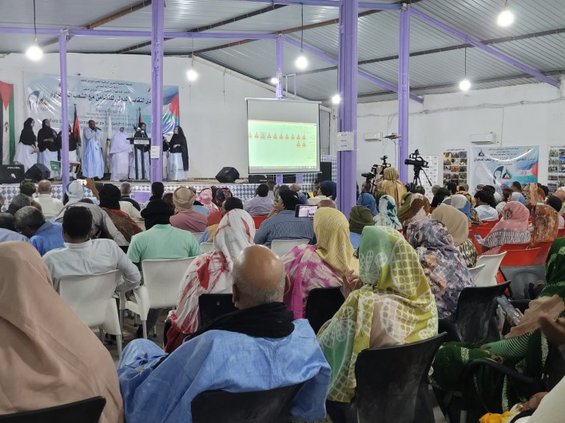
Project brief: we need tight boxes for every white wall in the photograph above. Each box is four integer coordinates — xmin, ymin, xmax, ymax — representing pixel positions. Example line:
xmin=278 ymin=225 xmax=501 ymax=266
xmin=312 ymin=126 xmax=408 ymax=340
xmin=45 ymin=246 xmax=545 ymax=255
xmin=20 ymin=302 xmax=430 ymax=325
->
xmin=356 ymin=80 xmax=565 ymax=187
xmin=0 ymin=53 xmax=276 ymax=178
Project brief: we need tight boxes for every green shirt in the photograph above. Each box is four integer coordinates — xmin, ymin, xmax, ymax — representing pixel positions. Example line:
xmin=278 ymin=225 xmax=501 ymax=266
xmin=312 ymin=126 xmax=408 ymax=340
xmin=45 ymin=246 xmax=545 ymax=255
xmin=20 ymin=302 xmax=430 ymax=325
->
xmin=127 ymin=224 xmax=201 ymax=263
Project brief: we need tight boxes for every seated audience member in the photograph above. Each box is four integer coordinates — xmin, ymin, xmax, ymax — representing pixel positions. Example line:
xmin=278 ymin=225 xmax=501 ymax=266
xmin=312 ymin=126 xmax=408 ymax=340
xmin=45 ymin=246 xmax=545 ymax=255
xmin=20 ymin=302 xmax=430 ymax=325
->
xmin=474 ymin=190 xmax=499 ymax=222
xmin=432 ymin=204 xmax=478 ymax=267
xmin=553 ymin=187 xmax=565 ymax=210
xmin=203 ymin=197 xmax=244 ymax=242
xmin=307 ymin=181 xmax=331 ymax=206
xmin=546 ymin=195 xmax=565 ymax=229
xmin=431 ymin=187 xmax=451 ymax=209
xmin=169 ymin=187 xmax=207 ymax=233
xmin=0 ymin=242 xmax=123 ymax=422
xmin=43 ymin=207 xmax=141 ymax=292
xmin=397 ymin=192 xmax=430 ymax=229
xmin=187 ymin=188 xmax=209 ymax=217
xmin=207 ymin=187 xmax=233 ymax=225
xmin=99 ymin=184 xmax=142 ymax=243
xmin=0 ymin=213 xmax=29 ymax=242
xmin=255 ymin=190 xmax=315 ymax=247
xmin=482 ymin=201 xmax=531 ymax=251
xmin=0 ymin=193 xmax=5 ymax=212
xmin=266 ymin=180 xmax=276 ymax=199
xmin=150 ymin=181 xmax=165 ymax=201
xmin=374 ymin=194 xmax=402 ymax=229
xmin=407 ymin=219 xmax=474 ymax=318
xmin=165 ymin=209 xmax=255 ymax=351
xmin=349 ymin=206 xmax=374 ymax=249
xmin=197 ymin=187 xmax=218 ymax=212
xmin=6 ymin=193 xmax=32 ymax=215
xmin=128 ymin=200 xmax=201 ymax=337
xmin=35 ymin=180 xmax=63 ymax=219
xmin=318 ymin=198 xmax=336 ymax=208
xmin=19 ymin=179 xmax=36 ymax=197
xmin=376 ymin=167 xmax=407 ymax=207
xmin=244 ymin=183 xmax=273 ymax=216
xmin=318 ymin=226 xmax=437 ymax=404
xmin=162 ymin=192 xmax=174 ymax=212
xmin=446 ymin=181 xmax=458 ymax=195
xmin=118 ymin=245 xmax=331 ymax=423
xmin=483 ymin=184 xmax=502 ymax=203
xmin=432 ymin=185 xmax=441 ymax=196
xmin=284 ymin=208 xmax=358 ymax=318
xmin=431 ymin=238 xmax=565 ymax=421
xmin=64 ymin=179 xmax=85 ymax=205
xmin=531 ymin=204 xmax=559 ymax=244
xmin=357 ymin=183 xmax=377 ymax=216
xmin=120 ymin=182 xmax=141 ymax=211
xmin=120 ymin=197 xmax=143 ymax=223
xmin=290 ymin=183 xmax=308 ymax=205
xmin=448 ymin=193 xmax=481 ymax=225
xmin=15 ymin=206 xmax=64 ymax=255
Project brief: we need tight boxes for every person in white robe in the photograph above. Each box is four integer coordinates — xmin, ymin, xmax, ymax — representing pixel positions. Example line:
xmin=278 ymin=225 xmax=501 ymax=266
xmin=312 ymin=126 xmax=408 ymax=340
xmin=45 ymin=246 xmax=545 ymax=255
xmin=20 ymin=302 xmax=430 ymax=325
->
xmin=82 ymin=120 xmax=104 ymax=179
xmin=109 ymin=127 xmax=130 ymax=181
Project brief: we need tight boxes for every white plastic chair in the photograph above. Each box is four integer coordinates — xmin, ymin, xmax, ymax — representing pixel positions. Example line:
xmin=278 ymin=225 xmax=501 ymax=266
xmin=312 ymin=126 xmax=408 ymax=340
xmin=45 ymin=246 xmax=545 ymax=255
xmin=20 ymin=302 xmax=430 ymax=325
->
xmin=468 ymin=264 xmax=485 ymax=284
xmin=123 ymin=257 xmax=195 ymax=339
xmin=200 ymin=242 xmax=215 ymax=254
xmin=270 ymin=239 xmax=310 ymax=257
xmin=59 ymin=270 xmax=123 ymax=357
xmin=474 ymin=252 xmax=507 ymax=287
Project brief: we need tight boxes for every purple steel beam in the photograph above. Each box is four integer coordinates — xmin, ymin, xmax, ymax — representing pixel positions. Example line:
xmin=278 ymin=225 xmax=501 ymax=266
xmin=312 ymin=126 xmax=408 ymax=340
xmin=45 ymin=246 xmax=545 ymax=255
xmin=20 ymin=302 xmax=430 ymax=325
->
xmin=0 ymin=27 xmax=60 ymax=35
xmin=69 ymin=28 xmax=276 ymax=39
xmin=275 ymin=36 xmax=284 ymax=98
xmin=411 ymin=8 xmax=560 ymax=88
xmin=150 ymin=0 xmax=164 ymax=183
xmin=336 ymin=0 xmax=358 ymax=215
xmin=243 ymin=0 xmax=400 ymax=10
xmin=283 ymin=35 xmax=423 ymax=103
xmin=397 ymin=6 xmax=410 ymax=183
xmin=59 ymin=31 xmax=70 ymax=190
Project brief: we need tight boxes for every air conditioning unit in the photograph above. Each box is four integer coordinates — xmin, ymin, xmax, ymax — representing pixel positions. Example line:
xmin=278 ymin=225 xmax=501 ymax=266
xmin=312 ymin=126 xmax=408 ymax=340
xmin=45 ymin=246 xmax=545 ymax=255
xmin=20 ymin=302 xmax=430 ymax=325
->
xmin=470 ymin=132 xmax=498 ymax=145
xmin=364 ymin=132 xmax=383 ymax=142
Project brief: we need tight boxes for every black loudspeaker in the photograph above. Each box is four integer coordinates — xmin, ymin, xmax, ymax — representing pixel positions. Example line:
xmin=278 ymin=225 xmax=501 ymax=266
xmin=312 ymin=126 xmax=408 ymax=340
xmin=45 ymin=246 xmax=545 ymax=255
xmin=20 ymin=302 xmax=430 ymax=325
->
xmin=0 ymin=164 xmax=25 ymax=183
xmin=24 ymin=163 xmax=50 ymax=182
xmin=319 ymin=161 xmax=332 ymax=181
xmin=248 ymin=174 xmax=268 ymax=184
xmin=215 ymin=167 xmax=240 ymax=183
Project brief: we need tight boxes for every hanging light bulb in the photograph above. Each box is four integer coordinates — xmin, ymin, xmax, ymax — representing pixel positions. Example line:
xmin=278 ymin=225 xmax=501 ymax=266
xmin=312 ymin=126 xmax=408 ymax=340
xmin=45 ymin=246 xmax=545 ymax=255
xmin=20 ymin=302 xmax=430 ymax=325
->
xmin=295 ymin=54 xmax=308 ymax=71
xmin=331 ymin=94 xmax=341 ymax=105
xmin=459 ymin=78 xmax=472 ymax=92
xmin=186 ymin=68 xmax=199 ymax=82
xmin=270 ymin=76 xmax=279 ymax=85
xmin=497 ymin=7 xmax=515 ymax=27
xmin=26 ymin=40 xmax=43 ymax=61
xmin=295 ymin=4 xmax=308 ymax=71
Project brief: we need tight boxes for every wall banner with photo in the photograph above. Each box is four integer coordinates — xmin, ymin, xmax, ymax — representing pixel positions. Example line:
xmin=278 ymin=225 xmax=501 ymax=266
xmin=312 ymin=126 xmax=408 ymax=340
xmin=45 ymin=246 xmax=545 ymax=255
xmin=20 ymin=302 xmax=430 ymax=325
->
xmin=470 ymin=145 xmax=539 ymax=190
xmin=547 ymin=146 xmax=565 ymax=193
xmin=443 ymin=149 xmax=468 ymax=186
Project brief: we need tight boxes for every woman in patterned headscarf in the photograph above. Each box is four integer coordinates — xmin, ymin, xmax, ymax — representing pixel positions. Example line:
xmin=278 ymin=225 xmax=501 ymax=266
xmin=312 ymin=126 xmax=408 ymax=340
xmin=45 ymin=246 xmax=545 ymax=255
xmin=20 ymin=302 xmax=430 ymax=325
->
xmin=531 ymin=204 xmax=559 ymax=245
xmin=283 ymin=207 xmax=358 ymax=319
xmin=397 ymin=192 xmax=430 ymax=229
xmin=318 ymin=226 xmax=438 ymax=404
xmin=374 ymin=194 xmax=402 ymax=230
xmin=375 ymin=167 xmax=407 ymax=207
xmin=407 ymin=218 xmax=474 ymax=318
xmin=432 ymin=204 xmax=478 ymax=267
xmin=482 ymin=201 xmax=531 ymax=250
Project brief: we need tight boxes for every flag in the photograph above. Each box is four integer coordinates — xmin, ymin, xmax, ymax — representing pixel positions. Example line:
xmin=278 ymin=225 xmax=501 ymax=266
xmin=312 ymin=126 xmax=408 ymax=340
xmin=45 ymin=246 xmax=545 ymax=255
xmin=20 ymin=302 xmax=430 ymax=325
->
xmin=138 ymin=107 xmax=142 ymax=127
xmin=72 ymin=104 xmax=81 ymax=145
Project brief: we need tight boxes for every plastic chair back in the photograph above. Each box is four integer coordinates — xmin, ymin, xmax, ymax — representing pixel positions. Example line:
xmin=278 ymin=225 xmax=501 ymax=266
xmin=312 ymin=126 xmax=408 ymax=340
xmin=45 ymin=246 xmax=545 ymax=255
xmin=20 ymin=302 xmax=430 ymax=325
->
xmin=499 ymin=243 xmax=530 ymax=251
xmin=500 ymin=248 xmax=542 ymax=266
xmin=59 ymin=270 xmax=120 ymax=331
xmin=270 ymin=239 xmax=310 ymax=258
xmin=199 ymin=242 xmax=215 ymax=254
xmin=0 ymin=396 xmax=106 ymax=423
xmin=453 ymin=282 xmax=511 ymax=344
xmin=474 ymin=252 xmax=507 ymax=287
xmin=468 ymin=264 xmax=486 ymax=284
xmin=198 ymin=293 xmax=237 ymax=329
xmin=353 ymin=334 xmax=447 ymax=423
xmin=191 ymin=384 xmax=303 ymax=423
xmin=141 ymin=257 xmax=195 ymax=308
xmin=252 ymin=215 xmax=268 ymax=229
xmin=304 ymin=287 xmax=344 ymax=333
xmin=500 ymin=265 xmax=546 ymax=300
xmin=471 ymin=226 xmax=493 ymax=239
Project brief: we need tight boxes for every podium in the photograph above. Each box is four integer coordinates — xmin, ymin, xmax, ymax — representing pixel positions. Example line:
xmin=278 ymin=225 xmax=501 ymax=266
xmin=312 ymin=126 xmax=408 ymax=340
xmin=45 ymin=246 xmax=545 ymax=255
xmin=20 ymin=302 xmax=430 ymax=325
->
xmin=128 ymin=137 xmax=150 ymax=180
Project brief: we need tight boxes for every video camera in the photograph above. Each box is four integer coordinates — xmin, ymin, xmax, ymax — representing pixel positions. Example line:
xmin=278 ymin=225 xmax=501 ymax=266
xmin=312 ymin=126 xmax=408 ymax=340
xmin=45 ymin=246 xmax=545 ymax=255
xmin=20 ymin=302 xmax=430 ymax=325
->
xmin=404 ymin=149 xmax=429 ymax=169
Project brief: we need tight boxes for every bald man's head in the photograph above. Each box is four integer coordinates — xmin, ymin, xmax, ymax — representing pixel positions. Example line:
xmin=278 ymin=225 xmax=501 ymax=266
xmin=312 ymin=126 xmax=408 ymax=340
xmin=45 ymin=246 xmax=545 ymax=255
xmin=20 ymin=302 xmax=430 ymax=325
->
xmin=37 ymin=179 xmax=52 ymax=194
xmin=318 ymin=198 xmax=336 ymax=208
xmin=232 ymin=245 xmax=285 ymax=309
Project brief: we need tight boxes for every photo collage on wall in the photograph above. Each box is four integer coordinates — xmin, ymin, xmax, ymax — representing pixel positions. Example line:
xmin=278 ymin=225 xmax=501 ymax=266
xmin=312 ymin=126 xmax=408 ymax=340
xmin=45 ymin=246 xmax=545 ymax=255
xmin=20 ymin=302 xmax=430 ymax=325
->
xmin=443 ymin=149 xmax=468 ymax=186
xmin=547 ymin=146 xmax=565 ymax=192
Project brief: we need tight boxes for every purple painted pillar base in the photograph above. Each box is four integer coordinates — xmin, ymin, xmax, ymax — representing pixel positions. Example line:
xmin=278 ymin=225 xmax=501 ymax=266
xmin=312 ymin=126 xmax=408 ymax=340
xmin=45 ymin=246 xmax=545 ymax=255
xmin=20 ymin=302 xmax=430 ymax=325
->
xmin=150 ymin=0 xmax=164 ymax=183
xmin=397 ymin=6 xmax=411 ymax=184
xmin=275 ymin=174 xmax=283 ymax=185
xmin=59 ymin=31 xmax=70 ymax=189
xmin=295 ymin=173 xmax=303 ymax=184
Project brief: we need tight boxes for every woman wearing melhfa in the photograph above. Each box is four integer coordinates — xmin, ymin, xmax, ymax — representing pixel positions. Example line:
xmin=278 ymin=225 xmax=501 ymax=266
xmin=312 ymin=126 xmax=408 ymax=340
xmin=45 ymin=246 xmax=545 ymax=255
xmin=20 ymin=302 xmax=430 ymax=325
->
xmin=14 ymin=118 xmax=38 ymax=171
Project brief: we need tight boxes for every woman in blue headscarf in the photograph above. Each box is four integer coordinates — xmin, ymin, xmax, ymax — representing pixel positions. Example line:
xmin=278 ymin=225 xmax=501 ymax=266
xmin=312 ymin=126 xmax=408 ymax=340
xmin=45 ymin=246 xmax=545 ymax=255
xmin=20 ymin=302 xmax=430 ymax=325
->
xmin=357 ymin=184 xmax=377 ymax=216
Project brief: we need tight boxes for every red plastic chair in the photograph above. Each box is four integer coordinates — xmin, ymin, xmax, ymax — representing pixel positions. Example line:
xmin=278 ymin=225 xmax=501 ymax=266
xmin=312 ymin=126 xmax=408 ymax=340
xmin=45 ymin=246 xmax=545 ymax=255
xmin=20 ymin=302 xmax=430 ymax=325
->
xmin=500 ymin=248 xmax=542 ymax=267
xmin=528 ymin=241 xmax=553 ymax=264
xmin=471 ymin=226 xmax=493 ymax=240
xmin=252 ymin=215 xmax=267 ymax=229
xmin=499 ymin=243 xmax=530 ymax=252
xmin=558 ymin=229 xmax=565 ymax=238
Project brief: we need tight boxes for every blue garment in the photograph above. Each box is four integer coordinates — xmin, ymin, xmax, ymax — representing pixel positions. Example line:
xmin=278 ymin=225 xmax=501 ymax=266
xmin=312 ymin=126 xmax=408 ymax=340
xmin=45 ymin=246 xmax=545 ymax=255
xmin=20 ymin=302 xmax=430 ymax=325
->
xmin=118 ymin=319 xmax=331 ymax=423
xmin=511 ymin=192 xmax=527 ymax=205
xmin=254 ymin=210 xmax=315 ymax=247
xmin=82 ymin=127 xmax=104 ymax=178
xmin=192 ymin=205 xmax=209 ymax=217
xmin=297 ymin=192 xmax=308 ymax=205
xmin=30 ymin=221 xmax=64 ymax=256
xmin=350 ymin=232 xmax=361 ymax=249
xmin=357 ymin=192 xmax=377 ymax=216
xmin=0 ymin=228 xmax=29 ymax=243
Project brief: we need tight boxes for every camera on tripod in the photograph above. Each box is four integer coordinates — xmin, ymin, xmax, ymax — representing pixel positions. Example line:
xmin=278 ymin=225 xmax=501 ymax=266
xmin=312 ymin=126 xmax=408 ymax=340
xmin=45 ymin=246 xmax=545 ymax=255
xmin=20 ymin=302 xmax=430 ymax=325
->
xmin=404 ymin=149 xmax=429 ymax=169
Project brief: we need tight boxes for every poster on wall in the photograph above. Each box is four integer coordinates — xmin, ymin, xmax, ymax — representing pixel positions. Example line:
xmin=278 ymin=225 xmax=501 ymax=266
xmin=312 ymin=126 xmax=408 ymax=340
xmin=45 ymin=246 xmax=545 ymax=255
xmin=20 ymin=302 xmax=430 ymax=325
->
xmin=547 ymin=146 xmax=565 ymax=192
xmin=23 ymin=73 xmax=180 ymax=137
xmin=0 ymin=81 xmax=16 ymax=165
xmin=443 ymin=149 xmax=468 ymax=187
xmin=470 ymin=145 xmax=539 ymax=190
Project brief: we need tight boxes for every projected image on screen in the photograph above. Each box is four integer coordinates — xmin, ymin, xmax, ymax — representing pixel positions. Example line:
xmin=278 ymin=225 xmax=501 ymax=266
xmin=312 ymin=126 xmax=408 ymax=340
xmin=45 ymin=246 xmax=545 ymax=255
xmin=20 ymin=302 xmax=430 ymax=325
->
xmin=247 ymin=99 xmax=320 ymax=174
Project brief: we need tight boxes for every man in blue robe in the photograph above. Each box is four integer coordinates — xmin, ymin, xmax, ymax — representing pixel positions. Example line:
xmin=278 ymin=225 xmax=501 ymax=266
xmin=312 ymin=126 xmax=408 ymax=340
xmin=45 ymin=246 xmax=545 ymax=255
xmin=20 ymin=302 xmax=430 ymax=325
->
xmin=118 ymin=245 xmax=331 ymax=423
xmin=82 ymin=120 xmax=104 ymax=179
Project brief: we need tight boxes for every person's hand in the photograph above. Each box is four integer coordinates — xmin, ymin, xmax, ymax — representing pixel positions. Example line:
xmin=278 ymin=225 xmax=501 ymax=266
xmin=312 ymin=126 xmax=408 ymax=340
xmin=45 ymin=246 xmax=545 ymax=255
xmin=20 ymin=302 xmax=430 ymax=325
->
xmin=342 ymin=270 xmax=362 ymax=298
xmin=522 ymin=392 xmax=548 ymax=411
xmin=539 ymin=315 xmax=565 ymax=346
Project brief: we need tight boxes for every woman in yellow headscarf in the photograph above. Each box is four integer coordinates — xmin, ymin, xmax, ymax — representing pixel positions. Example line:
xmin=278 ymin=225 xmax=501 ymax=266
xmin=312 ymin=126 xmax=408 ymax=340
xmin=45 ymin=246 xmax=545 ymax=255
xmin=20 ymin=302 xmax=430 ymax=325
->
xmin=283 ymin=207 xmax=358 ymax=319
xmin=375 ymin=167 xmax=407 ymax=207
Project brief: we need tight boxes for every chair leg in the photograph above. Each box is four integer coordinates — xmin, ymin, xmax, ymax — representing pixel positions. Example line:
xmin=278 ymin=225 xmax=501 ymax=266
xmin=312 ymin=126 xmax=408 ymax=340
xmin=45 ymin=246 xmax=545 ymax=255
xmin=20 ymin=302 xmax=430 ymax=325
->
xmin=142 ymin=321 xmax=148 ymax=339
xmin=99 ymin=326 xmax=104 ymax=342
xmin=116 ymin=334 xmax=123 ymax=358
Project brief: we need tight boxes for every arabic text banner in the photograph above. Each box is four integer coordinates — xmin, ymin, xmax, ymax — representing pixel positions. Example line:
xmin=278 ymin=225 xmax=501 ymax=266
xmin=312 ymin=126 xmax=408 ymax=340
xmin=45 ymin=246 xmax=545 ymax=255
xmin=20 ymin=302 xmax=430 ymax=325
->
xmin=470 ymin=145 xmax=539 ymax=189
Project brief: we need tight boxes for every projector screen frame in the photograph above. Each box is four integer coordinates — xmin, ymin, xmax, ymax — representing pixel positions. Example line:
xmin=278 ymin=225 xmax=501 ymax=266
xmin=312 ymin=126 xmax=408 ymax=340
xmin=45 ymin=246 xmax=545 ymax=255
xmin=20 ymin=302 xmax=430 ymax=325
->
xmin=246 ymin=98 xmax=321 ymax=175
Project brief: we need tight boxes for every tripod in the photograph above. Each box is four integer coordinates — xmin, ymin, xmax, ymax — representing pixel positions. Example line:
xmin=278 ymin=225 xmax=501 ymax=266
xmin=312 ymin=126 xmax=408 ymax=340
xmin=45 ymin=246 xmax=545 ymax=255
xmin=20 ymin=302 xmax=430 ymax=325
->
xmin=410 ymin=165 xmax=432 ymax=192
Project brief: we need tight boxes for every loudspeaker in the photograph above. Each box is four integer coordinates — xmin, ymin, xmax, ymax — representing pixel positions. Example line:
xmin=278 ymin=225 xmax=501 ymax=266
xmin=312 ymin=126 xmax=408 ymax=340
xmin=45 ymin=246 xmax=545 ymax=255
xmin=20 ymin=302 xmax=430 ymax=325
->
xmin=248 ymin=174 xmax=268 ymax=184
xmin=0 ymin=164 xmax=25 ymax=183
xmin=215 ymin=167 xmax=240 ymax=183
xmin=319 ymin=161 xmax=332 ymax=182
xmin=24 ymin=163 xmax=50 ymax=182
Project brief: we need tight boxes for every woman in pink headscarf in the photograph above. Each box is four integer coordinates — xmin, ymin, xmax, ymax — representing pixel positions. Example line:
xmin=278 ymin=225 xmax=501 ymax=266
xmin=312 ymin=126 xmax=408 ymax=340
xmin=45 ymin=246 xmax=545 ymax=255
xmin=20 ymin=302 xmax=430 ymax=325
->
xmin=165 ymin=209 xmax=255 ymax=352
xmin=482 ymin=201 xmax=531 ymax=251
xmin=197 ymin=187 xmax=218 ymax=212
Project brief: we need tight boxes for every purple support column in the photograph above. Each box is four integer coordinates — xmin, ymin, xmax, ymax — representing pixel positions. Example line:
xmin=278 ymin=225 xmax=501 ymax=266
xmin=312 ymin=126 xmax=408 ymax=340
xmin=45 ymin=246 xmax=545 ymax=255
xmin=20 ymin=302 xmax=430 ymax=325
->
xmin=150 ymin=0 xmax=164 ymax=183
xmin=59 ymin=31 xmax=70 ymax=189
xmin=275 ymin=36 xmax=284 ymax=99
xmin=336 ymin=0 xmax=358 ymax=215
xmin=397 ymin=6 xmax=411 ymax=183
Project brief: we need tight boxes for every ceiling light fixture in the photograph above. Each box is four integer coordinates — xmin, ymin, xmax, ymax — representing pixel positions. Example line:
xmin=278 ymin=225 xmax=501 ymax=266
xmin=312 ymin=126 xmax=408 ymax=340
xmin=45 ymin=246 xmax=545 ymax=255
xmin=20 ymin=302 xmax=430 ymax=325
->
xmin=331 ymin=94 xmax=341 ymax=105
xmin=295 ymin=4 xmax=308 ymax=71
xmin=186 ymin=36 xmax=199 ymax=82
xmin=270 ymin=77 xmax=280 ymax=85
xmin=497 ymin=1 xmax=515 ymax=27
xmin=25 ymin=0 xmax=43 ymax=61
xmin=459 ymin=48 xmax=472 ymax=92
